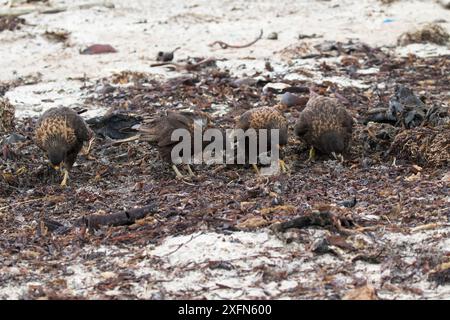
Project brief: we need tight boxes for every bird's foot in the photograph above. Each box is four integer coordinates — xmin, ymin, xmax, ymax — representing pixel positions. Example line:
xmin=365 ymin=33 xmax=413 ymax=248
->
xmin=332 ymin=152 xmax=344 ymax=163
xmin=279 ymin=159 xmax=289 ymax=174
xmin=391 ymin=157 xmax=397 ymax=168
xmin=186 ymin=164 xmax=195 ymax=177
xmin=83 ymin=137 xmax=95 ymax=156
xmin=60 ymin=169 xmax=69 ymax=187
xmin=252 ymin=164 xmax=260 ymax=175
xmin=172 ymin=165 xmax=184 ymax=180
xmin=307 ymin=147 xmax=316 ymax=162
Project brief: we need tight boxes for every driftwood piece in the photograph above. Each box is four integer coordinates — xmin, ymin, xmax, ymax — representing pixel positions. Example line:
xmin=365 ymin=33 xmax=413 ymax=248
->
xmin=150 ymin=57 xmax=216 ymax=71
xmin=271 ymin=210 xmax=355 ymax=234
xmin=272 ymin=211 xmax=337 ymax=231
xmin=209 ymin=29 xmax=263 ymax=49
xmin=77 ymin=204 xmax=158 ymax=230
xmin=42 ymin=218 xmax=72 ymax=234
xmin=40 ymin=204 xmax=158 ymax=234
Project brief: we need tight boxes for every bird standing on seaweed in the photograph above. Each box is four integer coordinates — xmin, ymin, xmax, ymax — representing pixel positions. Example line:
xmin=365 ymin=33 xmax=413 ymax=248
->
xmin=235 ymin=105 xmax=288 ymax=174
xmin=35 ymin=107 xmax=92 ymax=186
xmin=138 ymin=110 xmax=211 ymax=178
xmin=294 ymin=89 xmax=354 ymax=161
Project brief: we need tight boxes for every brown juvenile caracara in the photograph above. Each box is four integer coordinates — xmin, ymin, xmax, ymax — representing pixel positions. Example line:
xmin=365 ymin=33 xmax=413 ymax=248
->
xmin=294 ymin=91 xmax=354 ymax=161
xmin=235 ymin=106 xmax=288 ymax=174
xmin=139 ymin=110 xmax=211 ymax=178
xmin=35 ymin=107 xmax=91 ymax=186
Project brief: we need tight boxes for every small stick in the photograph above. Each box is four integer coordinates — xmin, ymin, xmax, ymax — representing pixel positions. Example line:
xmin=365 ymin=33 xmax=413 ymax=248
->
xmin=105 ymin=135 xmax=141 ymax=146
xmin=160 ymin=232 xmax=204 ymax=257
xmin=209 ymin=29 xmax=263 ymax=49
xmin=150 ymin=57 xmax=216 ymax=71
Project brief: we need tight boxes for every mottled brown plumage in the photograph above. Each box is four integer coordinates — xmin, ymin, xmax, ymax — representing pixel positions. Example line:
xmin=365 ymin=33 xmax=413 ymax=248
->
xmin=236 ymin=106 xmax=288 ymax=145
xmin=35 ymin=107 xmax=91 ymax=186
xmin=139 ymin=110 xmax=211 ymax=177
xmin=294 ymin=93 xmax=354 ymax=157
xmin=236 ymin=106 xmax=288 ymax=173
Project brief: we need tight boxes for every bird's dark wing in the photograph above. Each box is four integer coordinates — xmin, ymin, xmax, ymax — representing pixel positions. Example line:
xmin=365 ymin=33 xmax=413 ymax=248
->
xmin=67 ymin=111 xmax=90 ymax=143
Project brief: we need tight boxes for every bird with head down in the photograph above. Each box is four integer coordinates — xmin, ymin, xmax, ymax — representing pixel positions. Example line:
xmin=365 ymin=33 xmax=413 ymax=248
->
xmin=294 ymin=89 xmax=354 ymax=161
xmin=235 ymin=105 xmax=288 ymax=174
xmin=34 ymin=107 xmax=92 ymax=186
xmin=138 ymin=110 xmax=212 ymax=178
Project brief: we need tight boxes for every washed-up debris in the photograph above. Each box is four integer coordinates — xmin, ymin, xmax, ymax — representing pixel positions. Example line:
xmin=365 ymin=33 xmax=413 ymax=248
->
xmin=43 ymin=29 xmax=70 ymax=43
xmin=338 ymin=196 xmax=357 ymax=208
xmin=86 ymin=113 xmax=142 ymax=140
xmin=364 ymin=108 xmax=396 ymax=124
xmin=0 ymin=73 xmax=42 ymax=96
xmin=156 ymin=47 xmax=180 ymax=62
xmin=379 ymin=0 xmax=399 ymax=4
xmin=81 ymin=44 xmax=117 ymax=55
xmin=262 ymin=82 xmax=290 ymax=94
xmin=398 ymin=23 xmax=450 ymax=46
xmin=110 ymin=71 xmax=150 ymax=85
xmin=298 ymin=33 xmax=321 ymax=40
xmin=150 ymin=57 xmax=217 ymax=71
xmin=231 ymin=78 xmax=258 ymax=88
xmin=0 ymin=98 xmax=15 ymax=134
xmin=1 ymin=132 xmax=26 ymax=146
xmin=389 ymin=126 xmax=450 ymax=166
xmin=314 ymin=40 xmax=374 ymax=56
xmin=280 ymin=92 xmax=308 ymax=107
xmin=429 ymin=262 xmax=450 ymax=285
xmin=267 ymin=32 xmax=278 ymax=40
xmin=440 ymin=0 xmax=450 ymax=9
xmin=271 ymin=208 xmax=355 ymax=234
xmin=236 ymin=216 xmax=269 ymax=230
xmin=265 ymin=61 xmax=274 ymax=71
xmin=77 ymin=203 xmax=158 ymax=231
xmin=388 ymin=85 xmax=427 ymax=128
xmin=1 ymin=133 xmax=26 ymax=159
xmin=426 ymin=105 xmax=450 ymax=127
xmin=343 ymin=284 xmax=379 ymax=300
xmin=209 ymin=29 xmax=263 ymax=49
xmin=310 ymin=237 xmax=338 ymax=255
xmin=0 ymin=16 xmax=25 ymax=32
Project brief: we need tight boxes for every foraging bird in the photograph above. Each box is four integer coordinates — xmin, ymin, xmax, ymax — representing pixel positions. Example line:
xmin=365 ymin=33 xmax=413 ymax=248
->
xmin=138 ymin=110 xmax=211 ymax=178
xmin=34 ymin=107 xmax=92 ymax=186
xmin=235 ymin=106 xmax=288 ymax=174
xmin=294 ymin=91 xmax=354 ymax=161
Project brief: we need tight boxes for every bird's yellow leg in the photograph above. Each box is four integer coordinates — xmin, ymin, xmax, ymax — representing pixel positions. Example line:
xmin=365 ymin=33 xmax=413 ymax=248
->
xmin=83 ymin=137 xmax=95 ymax=156
xmin=279 ymin=159 xmax=289 ymax=173
xmin=172 ymin=164 xmax=184 ymax=179
xmin=307 ymin=147 xmax=316 ymax=162
xmin=252 ymin=164 xmax=260 ymax=175
xmin=186 ymin=164 xmax=195 ymax=177
xmin=60 ymin=169 xmax=69 ymax=187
